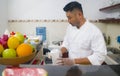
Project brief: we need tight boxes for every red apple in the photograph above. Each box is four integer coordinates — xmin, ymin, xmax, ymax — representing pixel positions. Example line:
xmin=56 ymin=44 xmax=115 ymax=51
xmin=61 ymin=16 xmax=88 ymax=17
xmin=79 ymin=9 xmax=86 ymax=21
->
xmin=10 ymin=31 xmax=15 ymax=36
xmin=0 ymin=38 xmax=8 ymax=49
xmin=1 ymin=34 xmax=8 ymax=41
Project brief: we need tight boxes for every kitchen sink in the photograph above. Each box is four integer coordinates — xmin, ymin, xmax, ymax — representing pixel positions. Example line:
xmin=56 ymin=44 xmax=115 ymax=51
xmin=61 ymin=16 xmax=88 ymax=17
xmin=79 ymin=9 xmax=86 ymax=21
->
xmin=107 ymin=54 xmax=120 ymax=64
xmin=107 ymin=47 xmax=120 ymax=54
xmin=106 ymin=47 xmax=120 ymax=64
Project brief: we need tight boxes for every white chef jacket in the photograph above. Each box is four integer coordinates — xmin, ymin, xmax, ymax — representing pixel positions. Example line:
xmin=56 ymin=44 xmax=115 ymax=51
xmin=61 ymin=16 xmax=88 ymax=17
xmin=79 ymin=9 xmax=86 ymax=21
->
xmin=61 ymin=20 xmax=107 ymax=65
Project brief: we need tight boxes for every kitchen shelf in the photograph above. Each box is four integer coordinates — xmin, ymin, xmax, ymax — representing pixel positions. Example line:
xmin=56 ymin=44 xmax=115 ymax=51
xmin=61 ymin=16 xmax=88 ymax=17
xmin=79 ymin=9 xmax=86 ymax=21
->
xmin=99 ymin=18 xmax=120 ymax=23
xmin=99 ymin=3 xmax=120 ymax=23
xmin=99 ymin=3 xmax=120 ymax=12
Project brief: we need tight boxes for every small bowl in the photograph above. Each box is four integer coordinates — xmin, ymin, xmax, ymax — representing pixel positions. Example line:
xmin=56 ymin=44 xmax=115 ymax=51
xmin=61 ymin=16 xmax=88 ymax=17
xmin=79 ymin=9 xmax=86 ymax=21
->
xmin=0 ymin=50 xmax=36 ymax=66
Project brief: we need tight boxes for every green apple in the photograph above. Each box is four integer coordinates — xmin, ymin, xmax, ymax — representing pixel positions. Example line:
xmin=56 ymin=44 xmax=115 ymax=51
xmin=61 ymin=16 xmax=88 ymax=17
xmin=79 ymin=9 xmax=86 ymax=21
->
xmin=14 ymin=32 xmax=25 ymax=43
xmin=2 ymin=49 xmax=16 ymax=58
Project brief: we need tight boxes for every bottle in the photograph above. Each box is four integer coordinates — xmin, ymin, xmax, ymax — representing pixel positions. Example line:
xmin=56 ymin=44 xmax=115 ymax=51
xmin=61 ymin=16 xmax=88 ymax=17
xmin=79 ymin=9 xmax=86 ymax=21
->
xmin=107 ymin=36 xmax=111 ymax=45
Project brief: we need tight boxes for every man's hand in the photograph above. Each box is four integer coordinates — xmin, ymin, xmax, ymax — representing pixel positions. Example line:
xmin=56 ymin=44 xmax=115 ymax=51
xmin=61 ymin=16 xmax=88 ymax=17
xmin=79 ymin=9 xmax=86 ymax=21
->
xmin=57 ymin=58 xmax=75 ymax=65
xmin=59 ymin=50 xmax=62 ymax=58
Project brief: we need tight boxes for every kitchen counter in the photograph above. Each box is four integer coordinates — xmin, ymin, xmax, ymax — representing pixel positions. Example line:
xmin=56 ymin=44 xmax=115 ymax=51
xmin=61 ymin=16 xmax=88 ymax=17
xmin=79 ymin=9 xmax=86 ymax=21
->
xmin=0 ymin=65 xmax=120 ymax=76
xmin=105 ymin=47 xmax=120 ymax=65
xmin=105 ymin=54 xmax=120 ymax=65
xmin=105 ymin=55 xmax=119 ymax=65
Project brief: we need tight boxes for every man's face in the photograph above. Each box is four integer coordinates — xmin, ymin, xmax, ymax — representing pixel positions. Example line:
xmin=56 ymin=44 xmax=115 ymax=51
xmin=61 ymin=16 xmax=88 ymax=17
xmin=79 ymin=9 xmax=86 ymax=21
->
xmin=66 ymin=10 xmax=80 ymax=27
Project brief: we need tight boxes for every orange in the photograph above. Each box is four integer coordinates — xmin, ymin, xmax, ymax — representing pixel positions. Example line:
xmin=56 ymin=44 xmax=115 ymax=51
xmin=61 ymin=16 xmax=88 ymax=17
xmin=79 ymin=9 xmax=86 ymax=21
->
xmin=16 ymin=43 xmax=33 ymax=57
xmin=7 ymin=36 xmax=20 ymax=49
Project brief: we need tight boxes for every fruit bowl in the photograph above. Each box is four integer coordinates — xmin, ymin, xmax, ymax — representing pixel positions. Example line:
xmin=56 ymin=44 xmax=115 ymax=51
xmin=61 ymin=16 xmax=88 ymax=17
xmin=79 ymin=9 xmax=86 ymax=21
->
xmin=0 ymin=50 xmax=36 ymax=66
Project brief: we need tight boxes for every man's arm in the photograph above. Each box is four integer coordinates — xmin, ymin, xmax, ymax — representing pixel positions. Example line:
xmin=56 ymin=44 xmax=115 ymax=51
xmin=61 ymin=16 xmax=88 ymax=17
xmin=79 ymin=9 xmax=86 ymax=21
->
xmin=74 ymin=58 xmax=91 ymax=65
xmin=57 ymin=57 xmax=91 ymax=65
xmin=60 ymin=47 xmax=91 ymax=65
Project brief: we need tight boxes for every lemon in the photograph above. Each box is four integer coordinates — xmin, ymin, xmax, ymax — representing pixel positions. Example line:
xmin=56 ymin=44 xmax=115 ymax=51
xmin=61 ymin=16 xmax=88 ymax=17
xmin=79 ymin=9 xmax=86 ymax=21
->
xmin=0 ymin=44 xmax=4 ymax=55
xmin=7 ymin=36 xmax=20 ymax=49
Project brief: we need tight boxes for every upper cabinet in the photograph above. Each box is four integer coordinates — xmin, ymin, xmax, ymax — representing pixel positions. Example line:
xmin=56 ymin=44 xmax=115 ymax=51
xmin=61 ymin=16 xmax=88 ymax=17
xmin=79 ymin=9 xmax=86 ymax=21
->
xmin=99 ymin=3 xmax=120 ymax=23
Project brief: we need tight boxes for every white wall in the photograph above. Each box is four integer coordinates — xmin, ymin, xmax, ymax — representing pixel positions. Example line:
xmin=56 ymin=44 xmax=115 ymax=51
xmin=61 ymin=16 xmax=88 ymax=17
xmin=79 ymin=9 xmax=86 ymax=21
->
xmin=9 ymin=21 xmax=69 ymax=44
xmin=93 ymin=23 xmax=120 ymax=49
xmin=8 ymin=0 xmax=120 ymax=48
xmin=8 ymin=21 xmax=107 ymax=45
xmin=106 ymin=23 xmax=120 ymax=48
xmin=9 ymin=21 xmax=120 ymax=48
xmin=8 ymin=0 xmax=109 ymax=44
xmin=0 ymin=0 xmax=8 ymax=36
xmin=8 ymin=0 xmax=109 ymax=20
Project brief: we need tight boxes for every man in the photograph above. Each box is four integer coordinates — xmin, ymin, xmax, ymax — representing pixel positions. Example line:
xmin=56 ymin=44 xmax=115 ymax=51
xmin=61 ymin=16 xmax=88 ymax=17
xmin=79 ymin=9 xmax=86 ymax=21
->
xmin=57 ymin=1 xmax=107 ymax=65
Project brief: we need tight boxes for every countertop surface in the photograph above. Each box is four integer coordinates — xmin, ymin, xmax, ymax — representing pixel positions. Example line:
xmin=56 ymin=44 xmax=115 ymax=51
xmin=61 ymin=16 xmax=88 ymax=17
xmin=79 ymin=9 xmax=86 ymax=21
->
xmin=108 ymin=54 xmax=120 ymax=64
xmin=0 ymin=65 xmax=120 ymax=76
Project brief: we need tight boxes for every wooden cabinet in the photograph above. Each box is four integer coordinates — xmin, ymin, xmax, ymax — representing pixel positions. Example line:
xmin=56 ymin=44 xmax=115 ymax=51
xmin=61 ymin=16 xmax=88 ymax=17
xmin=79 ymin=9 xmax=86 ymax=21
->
xmin=99 ymin=3 xmax=120 ymax=23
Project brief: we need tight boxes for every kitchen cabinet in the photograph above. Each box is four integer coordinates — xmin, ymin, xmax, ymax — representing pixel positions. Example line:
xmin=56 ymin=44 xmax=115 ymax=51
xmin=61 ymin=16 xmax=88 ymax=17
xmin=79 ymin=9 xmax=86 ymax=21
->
xmin=99 ymin=3 xmax=120 ymax=23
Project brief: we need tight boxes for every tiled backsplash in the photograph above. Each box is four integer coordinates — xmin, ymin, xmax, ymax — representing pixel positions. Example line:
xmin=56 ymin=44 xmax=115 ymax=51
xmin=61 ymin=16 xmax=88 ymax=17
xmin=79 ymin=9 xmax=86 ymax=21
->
xmin=8 ymin=20 xmax=68 ymax=22
xmin=8 ymin=20 xmax=120 ymax=49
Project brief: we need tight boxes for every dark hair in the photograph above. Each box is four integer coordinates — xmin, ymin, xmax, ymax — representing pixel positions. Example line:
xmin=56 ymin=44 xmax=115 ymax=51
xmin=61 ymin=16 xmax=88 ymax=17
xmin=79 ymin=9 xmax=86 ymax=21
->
xmin=66 ymin=66 xmax=82 ymax=76
xmin=63 ymin=1 xmax=83 ymax=14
